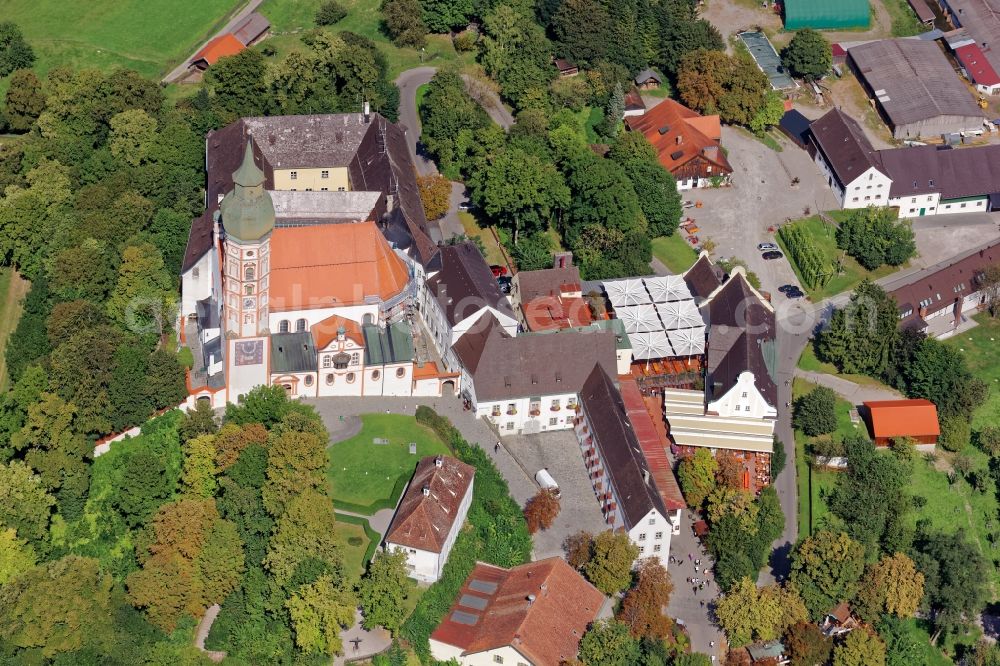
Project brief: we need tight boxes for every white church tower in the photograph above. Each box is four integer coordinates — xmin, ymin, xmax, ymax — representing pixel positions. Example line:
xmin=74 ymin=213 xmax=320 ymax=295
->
xmin=220 ymin=140 xmax=275 ymax=338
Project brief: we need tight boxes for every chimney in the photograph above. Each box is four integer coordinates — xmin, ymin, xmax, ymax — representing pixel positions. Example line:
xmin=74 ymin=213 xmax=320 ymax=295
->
xmin=527 ymin=594 xmax=536 ymax=607
xmin=643 ymin=469 xmax=650 ymax=484
xmin=435 ymin=455 xmax=443 ymax=468
xmin=363 ymin=101 xmax=371 ymax=123
xmin=422 ymin=485 xmax=430 ymax=496
xmin=675 ymin=135 xmax=683 ymax=145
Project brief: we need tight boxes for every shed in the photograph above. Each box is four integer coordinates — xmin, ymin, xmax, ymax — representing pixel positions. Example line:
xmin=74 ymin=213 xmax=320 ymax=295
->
xmin=624 ymin=88 xmax=646 ymax=117
xmin=554 ymin=58 xmax=579 ymax=77
xmin=231 ymin=12 xmax=271 ymax=46
xmin=778 ymin=109 xmax=811 ymax=149
xmin=862 ymin=398 xmax=940 ymax=446
xmin=190 ymin=34 xmax=245 ymax=70
xmin=634 ymin=68 xmax=663 ymax=90
xmin=784 ymin=0 xmax=870 ymax=29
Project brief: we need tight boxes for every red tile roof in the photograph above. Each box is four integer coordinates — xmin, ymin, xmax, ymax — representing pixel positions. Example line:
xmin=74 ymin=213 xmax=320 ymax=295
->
xmin=619 ymin=378 xmax=686 ymax=511
xmin=955 ymin=43 xmax=1000 ymax=87
xmin=431 ymin=557 xmax=604 ymax=665
xmin=192 ymin=34 xmax=245 ymax=66
xmin=625 ymin=98 xmax=732 ymax=177
xmin=385 ymin=456 xmax=475 ymax=553
xmin=268 ymin=222 xmax=410 ymax=312
xmin=310 ymin=315 xmax=364 ymax=350
xmin=863 ymin=399 xmax=940 ymax=440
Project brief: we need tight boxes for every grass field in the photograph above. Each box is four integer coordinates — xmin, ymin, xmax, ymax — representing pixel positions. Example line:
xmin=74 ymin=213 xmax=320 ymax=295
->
xmin=573 ymin=106 xmax=605 ymax=144
xmin=459 ymin=213 xmax=509 ymax=267
xmin=776 ymin=214 xmax=904 ymax=300
xmin=652 ymin=234 xmax=698 ymax=274
xmin=797 ymin=342 xmax=900 ymax=392
xmin=0 ymin=269 xmax=30 ymax=392
xmin=946 ymin=313 xmax=1000 ymax=430
xmin=333 ymin=519 xmax=373 ymax=580
xmin=259 ymin=0 xmax=476 ymax=77
xmin=327 ymin=414 xmax=451 ymax=513
xmin=2 ymin=0 xmax=243 ymax=80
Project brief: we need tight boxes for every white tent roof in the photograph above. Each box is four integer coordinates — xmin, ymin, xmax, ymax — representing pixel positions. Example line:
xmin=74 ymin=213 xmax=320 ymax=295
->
xmin=667 ymin=327 xmax=706 ymax=356
xmin=644 ymin=275 xmax=693 ymax=303
xmin=617 ymin=304 xmax=662 ymax=333
xmin=631 ymin=331 xmax=673 ymax=360
xmin=605 ymin=279 xmax=651 ymax=307
xmin=655 ymin=300 xmax=704 ymax=330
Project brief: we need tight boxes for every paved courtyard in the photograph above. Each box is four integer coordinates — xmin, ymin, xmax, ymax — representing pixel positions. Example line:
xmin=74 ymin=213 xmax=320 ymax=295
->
xmin=500 ymin=430 xmax=608 ymax=559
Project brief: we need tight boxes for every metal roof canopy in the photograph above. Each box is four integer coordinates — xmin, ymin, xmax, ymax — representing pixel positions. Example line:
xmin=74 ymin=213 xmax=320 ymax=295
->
xmin=643 ymin=275 xmax=693 ymax=303
xmin=631 ymin=331 xmax=673 ymax=360
xmin=605 ymin=278 xmax=651 ymax=307
xmin=616 ymin=304 xmax=662 ymax=333
xmin=667 ymin=327 xmax=706 ymax=356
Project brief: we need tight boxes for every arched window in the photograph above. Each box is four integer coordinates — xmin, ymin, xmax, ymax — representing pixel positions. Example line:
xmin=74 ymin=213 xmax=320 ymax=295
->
xmin=296 ymin=318 xmax=306 ymax=332
xmin=244 ymin=284 xmax=254 ymax=295
xmin=325 ymin=373 xmax=335 ymax=385
xmin=245 ymin=265 xmax=255 ymax=281
xmin=279 ymin=320 xmax=290 ymax=333
xmin=346 ymin=372 xmax=356 ymax=383
xmin=363 ymin=313 xmax=374 ymax=325
xmin=371 ymin=370 xmax=381 ymax=381
xmin=396 ymin=367 xmax=406 ymax=378
xmin=304 ymin=375 xmax=314 ymax=386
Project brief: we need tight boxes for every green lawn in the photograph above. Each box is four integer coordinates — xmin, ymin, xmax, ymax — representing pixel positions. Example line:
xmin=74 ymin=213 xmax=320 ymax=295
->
xmin=458 ymin=213 xmax=509 ymax=267
xmin=886 ymin=618 xmax=955 ymax=666
xmin=947 ymin=313 xmax=1000 ymax=429
xmin=259 ymin=0 xmax=476 ymax=77
xmin=797 ymin=342 xmax=900 ymax=392
xmin=2 ymin=0 xmax=243 ymax=80
xmin=652 ymin=234 xmax=698 ymax=274
xmin=776 ymin=214 xmax=904 ymax=300
xmin=327 ymin=414 xmax=451 ymax=514
xmin=333 ymin=519 xmax=373 ymax=581
xmin=572 ymin=106 xmax=604 ymax=144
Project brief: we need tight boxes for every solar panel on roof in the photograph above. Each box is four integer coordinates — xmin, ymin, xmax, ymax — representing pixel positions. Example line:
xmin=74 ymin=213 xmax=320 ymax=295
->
xmin=459 ymin=594 xmax=489 ymax=610
xmin=469 ymin=579 xmax=498 ymax=594
xmin=451 ymin=610 xmax=480 ymax=625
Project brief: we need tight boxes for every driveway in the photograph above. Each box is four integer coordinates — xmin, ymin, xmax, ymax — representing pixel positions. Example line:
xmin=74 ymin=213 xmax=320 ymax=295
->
xmin=680 ymin=126 xmax=837 ymax=298
xmin=500 ymin=431 xmax=608 ymax=559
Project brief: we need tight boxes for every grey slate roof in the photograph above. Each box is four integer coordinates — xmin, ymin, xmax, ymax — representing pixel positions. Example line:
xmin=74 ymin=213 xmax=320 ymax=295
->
xmin=849 ymin=39 xmax=983 ymax=128
xmin=230 ymin=12 xmax=270 ymax=45
xmin=270 ymin=332 xmax=317 ymax=373
xmin=682 ymin=253 xmax=724 ymax=301
xmin=270 ymin=190 xmax=384 ymax=222
xmin=880 ymin=143 xmax=1000 ymax=200
xmin=515 ymin=265 xmax=582 ymax=304
xmin=363 ymin=321 xmax=415 ymax=365
xmin=703 ymin=272 xmax=777 ymax=408
xmin=579 ymin=365 xmax=668 ymax=529
xmin=451 ymin=315 xmax=617 ymax=402
xmin=634 ymin=68 xmax=663 ymax=84
xmin=808 ymin=108 xmax=883 ymax=187
xmin=426 ymin=242 xmax=514 ymax=327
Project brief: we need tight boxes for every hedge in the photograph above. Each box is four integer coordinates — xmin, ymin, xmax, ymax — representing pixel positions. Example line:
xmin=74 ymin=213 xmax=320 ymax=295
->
xmin=778 ymin=222 xmax=831 ymax=289
xmin=402 ymin=408 xmax=532 ymax=662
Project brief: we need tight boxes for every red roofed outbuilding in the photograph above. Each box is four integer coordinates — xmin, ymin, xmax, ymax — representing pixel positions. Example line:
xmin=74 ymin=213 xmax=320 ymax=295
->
xmin=954 ymin=43 xmax=1000 ymax=96
xmin=430 ymin=557 xmax=605 ymax=665
xmin=190 ymin=34 xmax=246 ymax=71
xmin=862 ymin=399 xmax=940 ymax=447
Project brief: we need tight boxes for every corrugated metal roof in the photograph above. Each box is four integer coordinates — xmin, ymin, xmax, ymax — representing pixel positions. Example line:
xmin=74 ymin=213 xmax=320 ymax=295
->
xmin=270 ymin=332 xmax=317 ymax=373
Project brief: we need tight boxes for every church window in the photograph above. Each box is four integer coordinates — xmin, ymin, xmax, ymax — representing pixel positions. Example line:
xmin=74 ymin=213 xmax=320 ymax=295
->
xmin=346 ymin=372 xmax=356 ymax=383
xmin=244 ymin=314 xmax=254 ymax=324
xmin=363 ymin=313 xmax=374 ymax=325
xmin=321 ymin=170 xmax=329 ymax=179
xmin=351 ymin=352 xmax=360 ymax=365
xmin=245 ymin=266 xmax=255 ymax=280
xmin=279 ymin=320 xmax=290 ymax=333
xmin=304 ymin=375 xmax=313 ymax=386
xmin=323 ymin=356 xmax=331 ymax=368
xmin=192 ymin=267 xmax=200 ymax=278
xmin=372 ymin=370 xmax=381 ymax=381
xmin=326 ymin=373 xmax=335 ymax=385
xmin=321 ymin=188 xmax=328 ymax=191
xmin=245 ymin=285 xmax=254 ymax=295
xmin=290 ymin=171 xmax=298 ymax=180
xmin=305 ymin=188 xmax=312 ymax=192
xmin=396 ymin=367 xmax=406 ymax=378
xmin=296 ymin=318 xmax=307 ymax=332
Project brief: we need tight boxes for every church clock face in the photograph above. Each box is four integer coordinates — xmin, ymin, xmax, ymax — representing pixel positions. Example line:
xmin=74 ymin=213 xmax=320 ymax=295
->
xmin=243 ymin=297 xmax=256 ymax=309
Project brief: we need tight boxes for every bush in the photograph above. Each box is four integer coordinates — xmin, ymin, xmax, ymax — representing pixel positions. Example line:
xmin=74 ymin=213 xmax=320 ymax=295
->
xmin=316 ymin=0 xmax=348 ymax=25
xmin=976 ymin=425 xmax=1000 ymax=456
xmin=771 ymin=437 xmax=787 ymax=478
xmin=347 ymin=536 xmax=363 ymax=546
xmin=836 ymin=207 xmax=915 ymax=270
xmin=939 ymin=416 xmax=970 ymax=452
xmin=524 ymin=489 xmax=560 ymax=533
xmin=793 ymin=386 xmax=838 ymax=437
xmin=453 ymin=30 xmax=477 ymax=52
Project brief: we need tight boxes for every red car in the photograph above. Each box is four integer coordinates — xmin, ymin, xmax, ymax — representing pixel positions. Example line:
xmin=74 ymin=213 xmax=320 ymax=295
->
xmin=490 ymin=265 xmax=508 ymax=277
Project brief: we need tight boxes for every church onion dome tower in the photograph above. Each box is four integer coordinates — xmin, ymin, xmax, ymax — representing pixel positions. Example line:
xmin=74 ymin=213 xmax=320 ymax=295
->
xmin=219 ymin=140 xmax=276 ymax=242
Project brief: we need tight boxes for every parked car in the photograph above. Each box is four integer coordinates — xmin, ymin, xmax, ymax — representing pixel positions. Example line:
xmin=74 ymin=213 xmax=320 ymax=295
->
xmin=490 ymin=264 xmax=508 ymax=277
xmin=682 ymin=200 xmax=696 ymax=209
xmin=777 ymin=284 xmax=795 ymax=293
xmin=757 ymin=242 xmax=779 ymax=251
xmin=458 ymin=201 xmax=471 ymax=211
xmin=785 ymin=287 xmax=805 ymax=299
xmin=762 ymin=250 xmax=783 ymax=260
xmin=535 ymin=468 xmax=561 ymax=498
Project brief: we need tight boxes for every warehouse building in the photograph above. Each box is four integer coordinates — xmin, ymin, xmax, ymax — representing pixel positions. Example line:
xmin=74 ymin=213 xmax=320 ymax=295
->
xmin=849 ymin=39 xmax=984 ymax=139
xmin=784 ymin=0 xmax=870 ymax=30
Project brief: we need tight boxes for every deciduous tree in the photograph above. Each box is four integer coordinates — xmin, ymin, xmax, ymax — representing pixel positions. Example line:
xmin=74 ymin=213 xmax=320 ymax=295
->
xmin=315 ymin=0 xmax=348 ymax=25
xmin=182 ymin=434 xmax=218 ymax=498
xmin=416 ymin=174 xmax=452 ymax=221
xmin=523 ymin=489 xmax=561 ymax=533
xmin=382 ymin=0 xmax=428 ymax=48
xmin=784 ymin=621 xmax=833 ymax=666
xmin=790 ymin=530 xmax=866 ymax=620
xmin=836 ymin=207 xmax=915 ymax=270
xmin=115 ymin=449 xmax=176 ymax=527
xmin=421 ymin=0 xmax=472 ymax=32
xmin=816 ymin=280 xmax=900 ymax=376
xmin=109 ymin=109 xmax=158 ymax=166
xmin=913 ymin=528 xmax=988 ymax=636
xmin=677 ymin=448 xmax=717 ymax=508
xmin=287 ymin=574 xmax=356 ymax=655
xmin=715 ymin=577 xmax=808 ymax=647
xmin=0 ymin=22 xmax=34 ymax=77
xmin=564 ymin=530 xmax=595 ymax=569
xmin=782 ymin=29 xmax=832 ymax=81
xmin=578 ymin=619 xmax=641 ymax=666
xmin=358 ymin=549 xmax=410 ymax=631
xmin=263 ymin=430 xmax=329 ymax=517
xmin=706 ymin=487 xmax=759 ymax=532
xmin=584 ymin=530 xmax=640 ymax=595
xmin=106 ymin=243 xmax=175 ymax=333
xmin=265 ymin=489 xmax=344 ymax=589
xmin=855 ymin=552 xmax=924 ymax=621
xmin=3 ymin=69 xmax=46 ymax=132
xmin=833 ymin=628 xmax=886 ymax=666
xmin=617 ymin=559 xmax=673 ymax=639
xmin=793 ymin=385 xmax=838 ymax=436
xmin=0 ymin=527 xmax=35 ymax=585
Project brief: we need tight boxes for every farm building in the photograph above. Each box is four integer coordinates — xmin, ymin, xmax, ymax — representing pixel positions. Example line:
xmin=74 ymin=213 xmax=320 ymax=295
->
xmin=848 ymin=39 xmax=984 ymax=139
xmin=940 ymin=0 xmax=1000 ymax=88
xmin=784 ymin=0 xmax=870 ymax=29
xmin=948 ymin=34 xmax=1000 ymax=95
xmin=862 ymin=399 xmax=939 ymax=448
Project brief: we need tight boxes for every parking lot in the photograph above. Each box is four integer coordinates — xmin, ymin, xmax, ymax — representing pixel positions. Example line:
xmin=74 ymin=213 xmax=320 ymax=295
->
xmin=501 ymin=430 xmax=608 ymax=559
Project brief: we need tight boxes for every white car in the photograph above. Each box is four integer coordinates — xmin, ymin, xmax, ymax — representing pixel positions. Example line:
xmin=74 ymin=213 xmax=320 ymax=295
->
xmin=757 ymin=242 xmax=779 ymax=251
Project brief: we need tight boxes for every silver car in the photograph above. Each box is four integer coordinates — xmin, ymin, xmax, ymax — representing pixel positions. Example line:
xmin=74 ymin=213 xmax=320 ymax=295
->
xmin=757 ymin=242 xmax=779 ymax=251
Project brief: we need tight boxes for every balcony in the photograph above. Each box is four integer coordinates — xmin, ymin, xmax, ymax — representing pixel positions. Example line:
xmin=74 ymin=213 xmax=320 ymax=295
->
xmin=550 ymin=405 xmax=561 ymax=412
xmin=506 ymin=408 xmax=517 ymax=416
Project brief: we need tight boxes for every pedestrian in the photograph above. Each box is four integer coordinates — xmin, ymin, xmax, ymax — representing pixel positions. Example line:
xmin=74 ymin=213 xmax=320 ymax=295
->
xmin=700 ymin=600 xmax=705 ymax=607
xmin=494 ymin=441 xmax=500 ymax=454
xmin=688 ymin=553 xmax=692 ymax=561
xmin=710 ymin=641 xmax=715 ymax=648
xmin=686 ymin=577 xmax=690 ymax=584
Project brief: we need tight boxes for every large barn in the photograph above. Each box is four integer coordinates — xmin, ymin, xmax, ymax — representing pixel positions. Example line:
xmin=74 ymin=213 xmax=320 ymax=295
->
xmin=848 ymin=39 xmax=984 ymax=139
xmin=784 ymin=0 xmax=870 ymax=29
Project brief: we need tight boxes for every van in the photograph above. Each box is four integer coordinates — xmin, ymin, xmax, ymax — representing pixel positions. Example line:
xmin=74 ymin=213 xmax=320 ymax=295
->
xmin=535 ymin=468 xmax=561 ymax=498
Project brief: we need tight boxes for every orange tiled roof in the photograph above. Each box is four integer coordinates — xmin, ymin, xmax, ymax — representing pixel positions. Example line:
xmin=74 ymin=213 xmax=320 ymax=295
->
xmin=863 ymin=399 xmax=940 ymax=439
xmin=311 ymin=315 xmax=364 ymax=349
xmin=625 ymin=98 xmax=732 ymax=175
xmin=268 ymin=222 xmax=410 ymax=312
xmin=192 ymin=34 xmax=245 ymax=66
xmin=385 ymin=456 xmax=475 ymax=553
xmin=431 ymin=558 xmax=604 ymax=665
xmin=523 ymin=295 xmax=593 ymax=331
